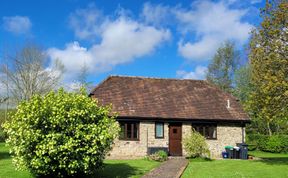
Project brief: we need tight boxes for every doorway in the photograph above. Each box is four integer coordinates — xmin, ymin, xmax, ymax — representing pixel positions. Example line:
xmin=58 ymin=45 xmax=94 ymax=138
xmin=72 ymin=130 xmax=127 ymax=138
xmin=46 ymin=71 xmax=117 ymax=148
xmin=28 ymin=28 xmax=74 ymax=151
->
xmin=169 ymin=123 xmax=182 ymax=156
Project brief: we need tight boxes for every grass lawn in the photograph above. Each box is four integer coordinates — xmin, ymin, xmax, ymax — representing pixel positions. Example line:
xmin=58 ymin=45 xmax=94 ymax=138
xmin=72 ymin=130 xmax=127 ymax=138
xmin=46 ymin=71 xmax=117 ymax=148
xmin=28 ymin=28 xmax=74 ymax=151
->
xmin=181 ymin=151 xmax=288 ymax=178
xmin=0 ymin=142 xmax=160 ymax=178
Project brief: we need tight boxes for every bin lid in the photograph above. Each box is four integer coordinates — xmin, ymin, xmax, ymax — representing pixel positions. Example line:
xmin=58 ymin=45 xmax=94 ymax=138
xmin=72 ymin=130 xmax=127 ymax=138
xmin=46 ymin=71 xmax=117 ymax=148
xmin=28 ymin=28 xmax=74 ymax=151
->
xmin=225 ymin=146 xmax=233 ymax=149
xmin=234 ymin=146 xmax=240 ymax=151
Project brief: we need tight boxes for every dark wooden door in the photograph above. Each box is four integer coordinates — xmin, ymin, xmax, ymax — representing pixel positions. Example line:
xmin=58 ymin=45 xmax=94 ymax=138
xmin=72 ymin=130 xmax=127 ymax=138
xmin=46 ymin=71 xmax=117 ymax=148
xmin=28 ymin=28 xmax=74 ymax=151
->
xmin=169 ymin=123 xmax=182 ymax=156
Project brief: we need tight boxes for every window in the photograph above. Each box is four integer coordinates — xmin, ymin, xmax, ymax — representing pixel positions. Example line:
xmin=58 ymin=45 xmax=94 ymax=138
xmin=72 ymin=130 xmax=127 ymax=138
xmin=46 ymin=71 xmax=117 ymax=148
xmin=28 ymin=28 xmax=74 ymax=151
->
xmin=192 ymin=124 xmax=217 ymax=139
xmin=119 ymin=122 xmax=139 ymax=140
xmin=155 ymin=122 xmax=164 ymax=138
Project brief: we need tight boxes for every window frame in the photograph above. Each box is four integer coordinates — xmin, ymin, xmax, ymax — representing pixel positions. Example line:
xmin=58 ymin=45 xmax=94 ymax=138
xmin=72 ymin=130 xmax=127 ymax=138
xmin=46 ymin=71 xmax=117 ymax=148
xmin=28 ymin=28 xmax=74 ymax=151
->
xmin=119 ymin=122 xmax=140 ymax=141
xmin=155 ymin=122 xmax=164 ymax=139
xmin=192 ymin=123 xmax=217 ymax=140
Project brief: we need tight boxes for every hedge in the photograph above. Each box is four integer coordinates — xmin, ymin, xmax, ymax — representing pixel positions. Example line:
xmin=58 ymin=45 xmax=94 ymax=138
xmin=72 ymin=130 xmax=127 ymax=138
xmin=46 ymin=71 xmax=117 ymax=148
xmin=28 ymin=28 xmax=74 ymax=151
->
xmin=246 ymin=134 xmax=288 ymax=153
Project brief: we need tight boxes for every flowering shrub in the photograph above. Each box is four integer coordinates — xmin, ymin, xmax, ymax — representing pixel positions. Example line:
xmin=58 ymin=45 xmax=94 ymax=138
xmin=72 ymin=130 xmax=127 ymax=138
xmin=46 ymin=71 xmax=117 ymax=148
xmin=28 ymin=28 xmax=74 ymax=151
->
xmin=148 ymin=150 xmax=168 ymax=162
xmin=3 ymin=89 xmax=119 ymax=177
xmin=183 ymin=129 xmax=210 ymax=158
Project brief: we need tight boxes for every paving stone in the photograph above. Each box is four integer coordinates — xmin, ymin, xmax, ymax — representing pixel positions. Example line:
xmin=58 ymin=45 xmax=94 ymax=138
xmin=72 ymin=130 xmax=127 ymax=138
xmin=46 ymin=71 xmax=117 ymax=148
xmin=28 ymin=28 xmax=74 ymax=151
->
xmin=142 ymin=158 xmax=189 ymax=178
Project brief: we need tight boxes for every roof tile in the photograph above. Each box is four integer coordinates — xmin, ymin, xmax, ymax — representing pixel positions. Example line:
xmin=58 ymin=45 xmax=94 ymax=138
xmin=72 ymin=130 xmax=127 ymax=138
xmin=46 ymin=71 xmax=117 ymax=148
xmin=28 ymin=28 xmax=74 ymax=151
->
xmin=91 ymin=76 xmax=250 ymax=121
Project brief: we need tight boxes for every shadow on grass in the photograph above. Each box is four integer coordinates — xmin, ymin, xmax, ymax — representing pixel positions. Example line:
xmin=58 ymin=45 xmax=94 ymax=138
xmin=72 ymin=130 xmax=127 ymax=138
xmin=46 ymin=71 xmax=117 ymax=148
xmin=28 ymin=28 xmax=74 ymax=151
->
xmin=0 ymin=151 xmax=10 ymax=160
xmin=257 ymin=157 xmax=288 ymax=165
xmin=94 ymin=163 xmax=140 ymax=178
xmin=35 ymin=163 xmax=140 ymax=178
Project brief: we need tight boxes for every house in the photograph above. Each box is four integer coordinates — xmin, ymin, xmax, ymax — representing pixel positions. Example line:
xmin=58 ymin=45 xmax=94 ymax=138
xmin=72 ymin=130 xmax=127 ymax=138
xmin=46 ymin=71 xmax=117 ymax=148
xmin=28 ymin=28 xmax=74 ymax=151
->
xmin=89 ymin=76 xmax=250 ymax=158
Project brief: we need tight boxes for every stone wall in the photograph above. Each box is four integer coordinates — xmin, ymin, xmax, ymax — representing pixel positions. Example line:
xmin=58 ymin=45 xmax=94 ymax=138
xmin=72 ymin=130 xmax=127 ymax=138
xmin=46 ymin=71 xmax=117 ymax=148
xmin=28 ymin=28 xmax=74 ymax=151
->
xmin=107 ymin=121 xmax=169 ymax=159
xmin=206 ymin=123 xmax=243 ymax=158
xmin=182 ymin=123 xmax=192 ymax=156
xmin=107 ymin=121 xmax=244 ymax=159
xmin=181 ymin=123 xmax=243 ymax=158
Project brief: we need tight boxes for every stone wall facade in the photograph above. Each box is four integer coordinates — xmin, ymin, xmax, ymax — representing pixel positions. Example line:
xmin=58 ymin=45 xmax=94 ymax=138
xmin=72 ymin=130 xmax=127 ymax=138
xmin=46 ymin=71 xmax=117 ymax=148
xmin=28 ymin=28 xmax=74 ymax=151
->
xmin=182 ymin=123 xmax=192 ymax=156
xmin=181 ymin=123 xmax=244 ymax=158
xmin=107 ymin=121 xmax=169 ymax=159
xmin=206 ymin=123 xmax=244 ymax=158
xmin=107 ymin=121 xmax=244 ymax=159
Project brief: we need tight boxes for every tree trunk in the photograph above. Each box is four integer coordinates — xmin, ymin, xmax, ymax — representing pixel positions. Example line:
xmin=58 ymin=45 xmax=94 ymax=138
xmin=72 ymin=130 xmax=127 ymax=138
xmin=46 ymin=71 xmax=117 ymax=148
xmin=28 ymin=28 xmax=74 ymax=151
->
xmin=267 ymin=122 xmax=272 ymax=136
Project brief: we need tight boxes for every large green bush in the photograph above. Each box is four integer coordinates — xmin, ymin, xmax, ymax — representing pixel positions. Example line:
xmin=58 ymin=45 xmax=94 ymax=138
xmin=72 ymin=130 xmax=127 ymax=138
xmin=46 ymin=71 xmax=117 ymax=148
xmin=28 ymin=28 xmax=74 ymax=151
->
xmin=3 ymin=89 xmax=120 ymax=177
xmin=247 ymin=134 xmax=288 ymax=153
xmin=183 ymin=129 xmax=210 ymax=158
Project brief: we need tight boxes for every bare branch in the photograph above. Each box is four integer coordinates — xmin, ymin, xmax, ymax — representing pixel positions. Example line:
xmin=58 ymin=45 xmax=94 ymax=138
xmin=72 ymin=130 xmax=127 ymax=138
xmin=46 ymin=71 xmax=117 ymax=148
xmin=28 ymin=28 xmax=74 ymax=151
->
xmin=0 ymin=43 xmax=64 ymax=102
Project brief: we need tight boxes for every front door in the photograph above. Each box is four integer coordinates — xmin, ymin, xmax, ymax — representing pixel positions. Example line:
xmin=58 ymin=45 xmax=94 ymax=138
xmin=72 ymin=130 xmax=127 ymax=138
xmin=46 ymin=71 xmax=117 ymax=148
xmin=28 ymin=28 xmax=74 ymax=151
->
xmin=169 ymin=123 xmax=182 ymax=156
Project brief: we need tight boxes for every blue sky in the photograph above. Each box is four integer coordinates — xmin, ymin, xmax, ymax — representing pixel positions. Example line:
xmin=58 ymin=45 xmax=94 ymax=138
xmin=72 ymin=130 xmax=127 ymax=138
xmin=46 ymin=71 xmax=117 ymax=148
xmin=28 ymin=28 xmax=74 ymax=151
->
xmin=0 ymin=0 xmax=264 ymax=89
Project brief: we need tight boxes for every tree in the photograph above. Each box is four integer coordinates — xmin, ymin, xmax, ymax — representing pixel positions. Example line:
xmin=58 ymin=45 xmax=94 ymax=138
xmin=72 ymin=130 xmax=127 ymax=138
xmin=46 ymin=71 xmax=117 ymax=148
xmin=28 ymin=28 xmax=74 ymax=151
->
xmin=75 ymin=63 xmax=93 ymax=93
xmin=248 ymin=0 xmax=288 ymax=135
xmin=234 ymin=63 xmax=253 ymax=104
xmin=3 ymin=89 xmax=120 ymax=177
xmin=0 ymin=97 xmax=8 ymax=104
xmin=0 ymin=44 xmax=64 ymax=102
xmin=78 ymin=62 xmax=89 ymax=86
xmin=206 ymin=41 xmax=239 ymax=93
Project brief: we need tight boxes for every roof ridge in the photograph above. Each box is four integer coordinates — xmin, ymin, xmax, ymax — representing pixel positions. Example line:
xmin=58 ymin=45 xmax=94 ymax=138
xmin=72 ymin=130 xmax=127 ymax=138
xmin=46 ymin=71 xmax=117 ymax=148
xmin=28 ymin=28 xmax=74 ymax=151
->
xmin=108 ymin=75 xmax=205 ymax=82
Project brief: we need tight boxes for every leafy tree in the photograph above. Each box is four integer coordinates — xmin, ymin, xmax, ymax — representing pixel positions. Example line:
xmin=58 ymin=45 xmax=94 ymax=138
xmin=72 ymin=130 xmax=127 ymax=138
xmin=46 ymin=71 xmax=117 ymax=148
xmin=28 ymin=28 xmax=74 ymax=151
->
xmin=206 ymin=41 xmax=239 ymax=93
xmin=3 ymin=89 xmax=120 ymax=177
xmin=234 ymin=63 xmax=253 ymax=104
xmin=183 ymin=129 xmax=210 ymax=158
xmin=0 ymin=43 xmax=64 ymax=102
xmin=248 ymin=0 xmax=288 ymax=135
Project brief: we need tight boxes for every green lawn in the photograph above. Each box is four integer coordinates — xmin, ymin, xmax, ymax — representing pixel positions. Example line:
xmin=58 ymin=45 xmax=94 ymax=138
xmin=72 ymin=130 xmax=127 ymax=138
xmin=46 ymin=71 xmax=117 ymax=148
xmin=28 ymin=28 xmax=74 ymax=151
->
xmin=0 ymin=143 xmax=31 ymax=178
xmin=182 ymin=151 xmax=288 ymax=178
xmin=0 ymin=143 xmax=160 ymax=178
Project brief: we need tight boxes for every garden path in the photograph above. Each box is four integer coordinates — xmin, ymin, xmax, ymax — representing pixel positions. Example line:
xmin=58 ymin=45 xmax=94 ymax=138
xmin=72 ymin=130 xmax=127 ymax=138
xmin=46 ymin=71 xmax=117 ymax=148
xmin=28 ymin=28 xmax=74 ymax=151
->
xmin=141 ymin=157 xmax=188 ymax=178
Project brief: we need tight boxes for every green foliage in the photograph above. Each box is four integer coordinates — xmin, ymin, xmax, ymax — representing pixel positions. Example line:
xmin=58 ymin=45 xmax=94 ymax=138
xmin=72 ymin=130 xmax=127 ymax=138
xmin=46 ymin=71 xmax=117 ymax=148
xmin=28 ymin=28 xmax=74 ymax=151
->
xmin=206 ymin=40 xmax=239 ymax=93
xmin=248 ymin=0 xmax=288 ymax=135
xmin=148 ymin=150 xmax=168 ymax=162
xmin=0 ymin=109 xmax=16 ymax=142
xmin=234 ymin=64 xmax=253 ymax=104
xmin=183 ymin=129 xmax=210 ymax=158
xmin=3 ymin=89 xmax=120 ymax=177
xmin=247 ymin=134 xmax=288 ymax=153
xmin=0 ymin=128 xmax=5 ymax=142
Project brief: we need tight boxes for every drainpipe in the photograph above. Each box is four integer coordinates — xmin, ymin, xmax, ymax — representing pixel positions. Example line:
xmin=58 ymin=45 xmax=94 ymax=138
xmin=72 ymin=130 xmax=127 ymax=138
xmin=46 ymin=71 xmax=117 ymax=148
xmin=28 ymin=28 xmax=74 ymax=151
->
xmin=241 ymin=122 xmax=245 ymax=143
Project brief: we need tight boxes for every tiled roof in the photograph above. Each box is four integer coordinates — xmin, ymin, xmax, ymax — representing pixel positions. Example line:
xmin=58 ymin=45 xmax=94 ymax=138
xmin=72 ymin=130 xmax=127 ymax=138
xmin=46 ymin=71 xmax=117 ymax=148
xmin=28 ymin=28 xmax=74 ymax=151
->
xmin=90 ymin=76 xmax=250 ymax=122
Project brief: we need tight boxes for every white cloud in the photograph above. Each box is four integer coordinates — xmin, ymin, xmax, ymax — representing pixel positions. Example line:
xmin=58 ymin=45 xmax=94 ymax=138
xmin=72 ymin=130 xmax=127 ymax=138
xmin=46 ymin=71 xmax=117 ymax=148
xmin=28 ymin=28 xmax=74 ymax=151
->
xmin=178 ymin=35 xmax=221 ymax=61
xmin=174 ymin=0 xmax=253 ymax=61
xmin=48 ymin=14 xmax=170 ymax=81
xmin=65 ymin=81 xmax=83 ymax=91
xmin=48 ymin=42 xmax=93 ymax=77
xmin=69 ymin=5 xmax=105 ymax=40
xmin=2 ymin=16 xmax=32 ymax=34
xmin=176 ymin=65 xmax=207 ymax=80
xmin=141 ymin=3 xmax=171 ymax=26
